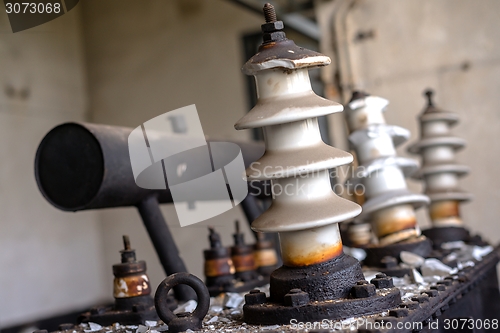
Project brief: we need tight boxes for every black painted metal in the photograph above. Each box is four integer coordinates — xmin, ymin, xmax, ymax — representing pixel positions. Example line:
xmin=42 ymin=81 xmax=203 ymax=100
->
xmin=363 ymin=236 xmax=433 ymax=268
xmin=422 ymin=226 xmax=470 ymax=248
xmin=244 ymin=253 xmax=401 ymax=324
xmin=35 ymin=122 xmax=265 ymax=302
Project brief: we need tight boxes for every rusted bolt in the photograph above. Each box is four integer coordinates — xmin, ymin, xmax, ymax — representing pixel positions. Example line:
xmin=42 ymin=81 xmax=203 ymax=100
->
xmin=58 ymin=324 xmax=74 ymax=331
xmin=284 ymin=289 xmax=309 ymax=307
xmin=370 ymin=274 xmax=394 ymax=289
xmin=430 ymin=285 xmax=445 ymax=291
xmin=351 ymin=281 xmax=376 ymax=298
xmin=132 ymin=304 xmax=147 ymax=312
xmin=411 ymin=295 xmax=429 ymax=303
xmin=437 ymin=280 xmax=452 ymax=286
xmin=422 ymin=289 xmax=439 ymax=298
xmin=375 ymin=316 xmax=398 ymax=325
xmin=261 ymin=3 xmax=286 ymax=44
xmin=245 ymin=290 xmax=267 ymax=305
xmin=389 ymin=308 xmax=409 ymax=318
xmin=400 ymin=301 xmax=419 ymax=310
xmin=90 ymin=306 xmax=106 ymax=315
xmin=155 ymin=273 xmax=210 ymax=333
xmin=380 ymin=256 xmax=398 ymax=268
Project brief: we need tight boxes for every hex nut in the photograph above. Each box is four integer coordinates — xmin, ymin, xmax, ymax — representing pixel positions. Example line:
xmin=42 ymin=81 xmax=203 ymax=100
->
xmin=389 ymin=308 xmax=409 ymax=318
xmin=284 ymin=289 xmax=309 ymax=307
xmin=437 ymin=280 xmax=452 ymax=286
xmin=263 ymin=31 xmax=286 ymax=43
xmin=245 ymin=290 xmax=267 ymax=305
xmin=380 ymin=256 xmax=398 ymax=268
xmin=421 ymin=289 xmax=439 ymax=297
xmin=430 ymin=285 xmax=446 ymax=291
xmin=400 ymin=301 xmax=419 ymax=310
xmin=261 ymin=21 xmax=284 ymax=33
xmin=411 ymin=295 xmax=429 ymax=303
xmin=371 ymin=274 xmax=394 ymax=289
xmin=351 ymin=283 xmax=376 ymax=298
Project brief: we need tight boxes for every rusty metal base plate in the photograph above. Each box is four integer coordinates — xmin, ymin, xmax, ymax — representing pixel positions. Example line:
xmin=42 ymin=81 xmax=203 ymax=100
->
xmin=207 ymin=277 xmax=268 ymax=297
xmin=243 ymin=288 xmax=401 ymax=325
xmin=363 ymin=236 xmax=432 ymax=268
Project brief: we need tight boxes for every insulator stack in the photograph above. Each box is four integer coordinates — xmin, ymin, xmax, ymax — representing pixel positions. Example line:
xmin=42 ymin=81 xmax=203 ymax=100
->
xmin=408 ymin=90 xmax=472 ymax=244
xmin=237 ymin=4 xmax=400 ymax=324
xmin=345 ymin=92 xmax=430 ymax=247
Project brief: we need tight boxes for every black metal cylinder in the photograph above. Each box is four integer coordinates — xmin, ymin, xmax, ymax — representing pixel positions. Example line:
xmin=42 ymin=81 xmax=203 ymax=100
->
xmin=34 ymin=122 xmax=265 ymax=301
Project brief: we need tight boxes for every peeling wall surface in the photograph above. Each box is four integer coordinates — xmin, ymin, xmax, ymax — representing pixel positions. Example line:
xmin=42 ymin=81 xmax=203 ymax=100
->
xmin=1 ymin=0 xmax=500 ymax=328
xmin=0 ymin=8 xmax=108 ymax=328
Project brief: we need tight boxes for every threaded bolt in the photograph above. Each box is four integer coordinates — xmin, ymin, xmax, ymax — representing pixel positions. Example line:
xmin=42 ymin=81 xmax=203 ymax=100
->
xmin=123 ymin=235 xmax=131 ymax=250
xmin=263 ymin=3 xmax=277 ymax=23
xmin=424 ymin=89 xmax=434 ymax=106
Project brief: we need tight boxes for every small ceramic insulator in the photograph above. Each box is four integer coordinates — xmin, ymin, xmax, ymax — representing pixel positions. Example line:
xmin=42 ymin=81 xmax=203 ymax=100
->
xmin=345 ymin=92 xmax=429 ymax=246
xmin=203 ymin=227 xmax=235 ymax=280
xmin=234 ymin=28 xmax=361 ymax=268
xmin=408 ymin=89 xmax=472 ymax=227
xmin=113 ymin=236 xmax=151 ymax=299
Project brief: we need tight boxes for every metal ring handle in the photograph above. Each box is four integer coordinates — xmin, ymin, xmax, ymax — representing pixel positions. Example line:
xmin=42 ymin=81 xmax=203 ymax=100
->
xmin=154 ymin=272 xmax=210 ymax=331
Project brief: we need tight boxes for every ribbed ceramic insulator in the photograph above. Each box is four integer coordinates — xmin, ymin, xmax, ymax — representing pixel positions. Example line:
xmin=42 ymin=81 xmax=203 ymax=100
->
xmin=235 ymin=57 xmax=361 ymax=268
xmin=345 ymin=93 xmax=429 ymax=246
xmin=408 ymin=90 xmax=471 ymax=227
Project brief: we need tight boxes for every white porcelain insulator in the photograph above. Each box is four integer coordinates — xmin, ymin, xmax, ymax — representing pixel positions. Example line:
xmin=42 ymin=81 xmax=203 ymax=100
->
xmin=236 ymin=65 xmax=361 ymax=267
xmin=408 ymin=93 xmax=472 ymax=228
xmin=345 ymin=93 xmax=428 ymax=245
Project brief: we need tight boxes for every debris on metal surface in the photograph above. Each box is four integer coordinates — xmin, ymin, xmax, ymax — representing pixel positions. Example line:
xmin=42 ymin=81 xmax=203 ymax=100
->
xmin=234 ymin=3 xmax=400 ymax=324
xmin=38 ymin=245 xmax=500 ymax=332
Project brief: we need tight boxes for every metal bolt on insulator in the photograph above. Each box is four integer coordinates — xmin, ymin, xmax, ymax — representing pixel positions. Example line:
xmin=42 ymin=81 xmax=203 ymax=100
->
xmin=344 ymin=92 xmax=430 ymax=247
xmin=408 ymin=90 xmax=472 ymax=245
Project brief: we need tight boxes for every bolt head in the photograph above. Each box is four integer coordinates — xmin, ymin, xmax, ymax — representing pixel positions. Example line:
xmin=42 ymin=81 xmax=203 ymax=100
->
xmin=284 ymin=290 xmax=309 ymax=307
xmin=370 ymin=275 xmax=394 ymax=289
xmin=380 ymin=256 xmax=398 ymax=268
xmin=351 ymin=283 xmax=376 ymax=298
xmin=245 ymin=291 xmax=267 ymax=305
xmin=261 ymin=21 xmax=284 ymax=33
xmin=389 ymin=308 xmax=409 ymax=318
xmin=263 ymin=31 xmax=286 ymax=43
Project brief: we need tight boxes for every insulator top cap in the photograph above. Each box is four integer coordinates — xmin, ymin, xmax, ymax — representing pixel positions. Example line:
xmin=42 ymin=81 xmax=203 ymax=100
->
xmin=242 ymin=4 xmax=330 ymax=75
xmin=420 ymin=88 xmax=459 ymax=124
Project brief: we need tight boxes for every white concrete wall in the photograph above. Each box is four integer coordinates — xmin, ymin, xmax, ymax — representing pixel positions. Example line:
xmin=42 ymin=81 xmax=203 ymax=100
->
xmin=0 ymin=7 xmax=108 ymax=328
